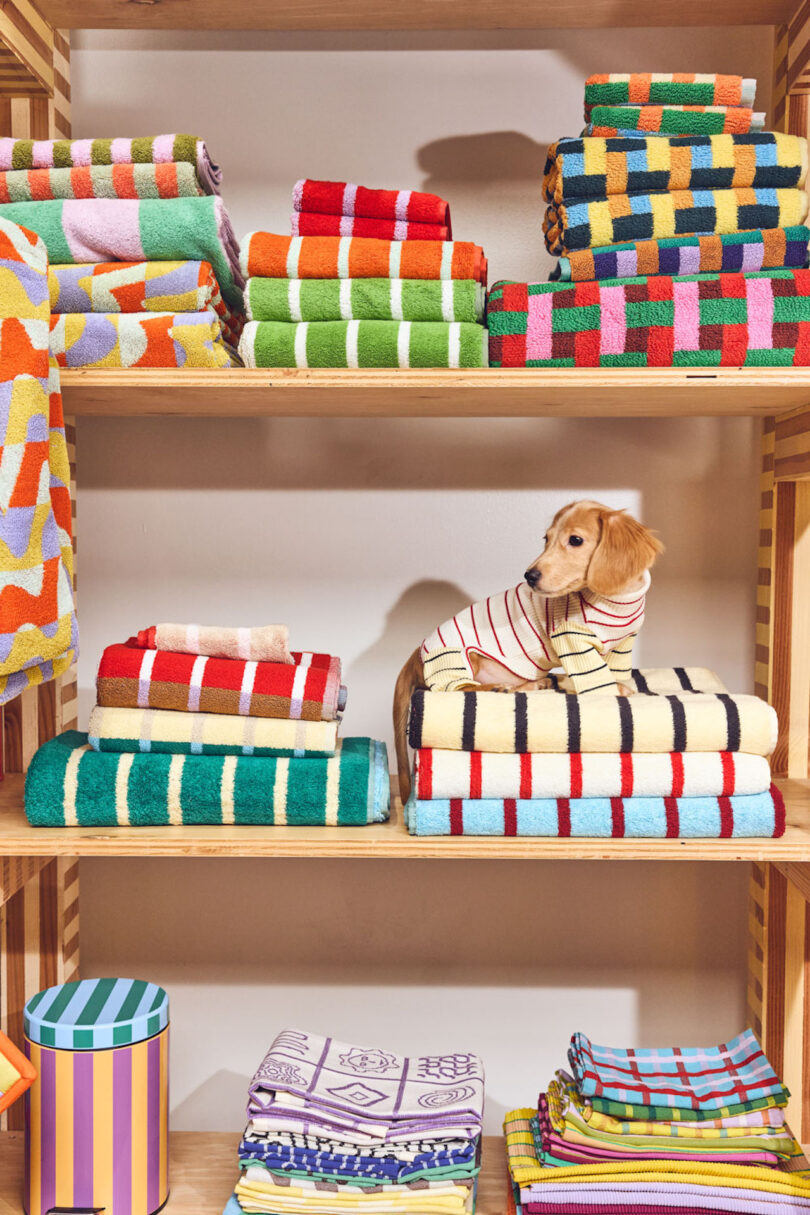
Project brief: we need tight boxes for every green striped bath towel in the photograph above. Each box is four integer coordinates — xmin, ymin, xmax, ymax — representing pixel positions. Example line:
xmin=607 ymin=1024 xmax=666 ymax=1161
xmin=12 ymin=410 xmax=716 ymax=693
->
xmin=239 ymin=319 xmax=488 ymax=368
xmin=245 ymin=278 xmax=485 ymax=323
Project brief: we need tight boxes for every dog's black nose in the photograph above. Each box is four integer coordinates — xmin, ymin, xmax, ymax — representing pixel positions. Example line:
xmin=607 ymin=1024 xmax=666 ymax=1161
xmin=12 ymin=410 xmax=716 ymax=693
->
xmin=525 ymin=568 xmax=540 ymax=587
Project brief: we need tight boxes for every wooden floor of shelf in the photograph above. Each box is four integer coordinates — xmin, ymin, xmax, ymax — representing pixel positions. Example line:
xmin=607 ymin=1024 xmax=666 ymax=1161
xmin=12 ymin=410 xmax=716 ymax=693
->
xmin=58 ymin=368 xmax=810 ymax=418
xmin=1 ymin=774 xmax=808 ymax=860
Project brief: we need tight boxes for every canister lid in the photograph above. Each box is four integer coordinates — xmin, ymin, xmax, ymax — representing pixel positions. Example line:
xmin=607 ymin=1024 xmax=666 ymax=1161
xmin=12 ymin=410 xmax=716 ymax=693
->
xmin=24 ymin=978 xmax=168 ymax=1050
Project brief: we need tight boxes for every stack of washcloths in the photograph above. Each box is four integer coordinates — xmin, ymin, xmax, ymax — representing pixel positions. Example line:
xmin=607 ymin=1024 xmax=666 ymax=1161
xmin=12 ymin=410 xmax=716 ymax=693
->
xmin=292 ymin=178 xmax=452 ymax=241
xmin=223 ymin=1028 xmax=484 ymax=1215
xmin=405 ymin=667 xmax=784 ymax=837
xmin=0 ymin=135 xmax=244 ymax=367
xmin=505 ymin=1029 xmax=810 ymax=1215
xmin=489 ymin=73 xmax=810 ymax=367
xmin=24 ymin=623 xmax=390 ymax=827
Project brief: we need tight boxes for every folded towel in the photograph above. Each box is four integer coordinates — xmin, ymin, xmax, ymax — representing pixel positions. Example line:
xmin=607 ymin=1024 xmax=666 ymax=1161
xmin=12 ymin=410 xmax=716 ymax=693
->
xmin=488 ymin=270 xmax=810 ymax=368
xmin=584 ymin=75 xmax=757 ymax=116
xmin=135 ymin=622 xmax=292 ymax=662
xmin=0 ymin=162 xmax=204 ymax=203
xmin=234 ymin=1168 xmax=474 ymax=1215
xmin=293 ymin=179 xmax=451 ymax=227
xmin=49 ymin=257 xmax=230 ymax=316
xmin=292 ymin=213 xmax=450 ymax=241
xmin=239 ymin=1128 xmax=478 ymax=1183
xmin=543 ymin=188 xmax=808 ymax=256
xmin=542 ymin=134 xmax=807 ymax=205
xmin=0 ymin=134 xmax=221 ymax=194
xmin=87 ymin=704 xmax=339 ymax=757
xmin=413 ymin=750 xmax=772 ymax=800
xmin=551 ymin=228 xmax=810 ymax=282
xmin=0 ymin=196 xmax=244 ymax=309
xmin=49 ymin=312 xmax=236 ymax=368
xmin=405 ymin=787 xmax=784 ymax=837
xmin=246 ymin=277 xmax=485 ymax=323
xmin=242 ymin=233 xmax=487 ymax=283
xmin=239 ymin=319 xmax=488 ymax=369
xmin=587 ymin=106 xmax=765 ymax=136
xmin=24 ymin=731 xmax=390 ymax=826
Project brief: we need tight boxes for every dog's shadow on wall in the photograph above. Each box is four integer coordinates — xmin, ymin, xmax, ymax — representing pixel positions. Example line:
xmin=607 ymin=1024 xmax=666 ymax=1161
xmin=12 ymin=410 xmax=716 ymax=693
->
xmin=416 ymin=130 xmax=549 ymax=189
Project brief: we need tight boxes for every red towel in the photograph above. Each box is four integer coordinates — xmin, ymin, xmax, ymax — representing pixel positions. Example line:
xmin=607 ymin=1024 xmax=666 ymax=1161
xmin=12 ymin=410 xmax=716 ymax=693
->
xmin=293 ymin=178 xmax=450 ymax=227
xmin=291 ymin=212 xmax=450 ymax=241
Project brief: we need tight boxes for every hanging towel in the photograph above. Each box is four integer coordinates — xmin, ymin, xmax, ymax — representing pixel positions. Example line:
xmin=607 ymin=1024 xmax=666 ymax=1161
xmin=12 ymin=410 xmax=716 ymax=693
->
xmin=586 ymin=106 xmax=765 ymax=137
xmin=0 ymin=217 xmax=77 ymax=705
xmin=135 ymin=622 xmax=292 ymax=662
xmin=87 ymin=704 xmax=338 ymax=757
xmin=0 ymin=196 xmax=244 ymax=309
xmin=293 ymin=179 xmax=451 ymax=227
xmin=0 ymin=162 xmax=204 ymax=203
xmin=49 ymin=312 xmax=236 ymax=368
xmin=292 ymin=213 xmax=450 ymax=241
xmin=24 ymin=731 xmax=390 ymax=826
xmin=0 ymin=134 xmax=221 ymax=194
xmin=583 ymin=75 xmax=757 ymax=116
xmin=239 ymin=319 xmax=488 ymax=369
xmin=242 ymin=233 xmax=487 ymax=283
xmin=246 ymin=277 xmax=485 ymax=323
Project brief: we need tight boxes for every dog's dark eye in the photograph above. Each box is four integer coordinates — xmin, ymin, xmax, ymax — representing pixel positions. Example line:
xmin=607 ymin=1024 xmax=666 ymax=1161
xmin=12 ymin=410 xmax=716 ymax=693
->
xmin=543 ymin=534 xmax=549 ymax=545
xmin=568 ymin=535 xmax=584 ymax=547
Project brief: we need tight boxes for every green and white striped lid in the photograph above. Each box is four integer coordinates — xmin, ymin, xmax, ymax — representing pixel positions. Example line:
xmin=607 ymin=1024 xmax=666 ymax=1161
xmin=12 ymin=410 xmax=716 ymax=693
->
xmin=24 ymin=978 xmax=169 ymax=1050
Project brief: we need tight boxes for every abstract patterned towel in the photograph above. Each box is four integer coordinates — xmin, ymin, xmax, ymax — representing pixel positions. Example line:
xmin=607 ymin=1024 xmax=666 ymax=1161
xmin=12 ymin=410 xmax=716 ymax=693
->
xmin=542 ymin=134 xmax=807 ymax=205
xmin=292 ymin=213 xmax=450 ymax=241
xmin=586 ymin=106 xmax=765 ymax=137
xmin=586 ymin=1092 xmax=790 ymax=1124
xmin=551 ymin=228 xmax=810 ymax=283
xmin=233 ymin=1170 xmax=474 ymax=1215
xmin=246 ymin=278 xmax=485 ymax=323
xmin=24 ymin=731 xmax=390 ymax=827
xmin=242 ymin=233 xmax=487 ymax=283
xmin=583 ymin=75 xmax=756 ymax=116
xmin=97 ymin=642 xmax=344 ymax=721
xmin=240 ymin=320 xmax=488 ymax=369
xmin=0 ymin=196 xmax=244 ymax=308
xmin=487 ymin=270 xmax=810 ymax=369
xmin=49 ymin=257 xmax=236 ymax=320
xmin=49 ymin=312 xmax=236 ymax=369
xmin=0 ymin=162 xmax=204 ymax=203
xmin=136 ymin=621 xmax=292 ymax=662
xmin=0 ymin=217 xmax=77 ymax=706
xmin=543 ymin=187 xmax=808 ymax=256
xmin=294 ymin=179 xmax=451 ymax=227
xmin=0 ymin=134 xmax=221 ymax=193
xmin=87 ymin=704 xmax=339 ymax=757
xmin=412 ymin=750 xmax=772 ymax=800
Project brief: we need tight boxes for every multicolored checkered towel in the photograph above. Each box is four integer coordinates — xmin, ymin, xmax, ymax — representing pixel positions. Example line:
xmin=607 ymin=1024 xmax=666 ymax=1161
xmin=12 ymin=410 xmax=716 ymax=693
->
xmin=49 ymin=312 xmax=236 ymax=368
xmin=551 ymin=228 xmax=810 ymax=283
xmin=0 ymin=162 xmax=204 ymax=202
xmin=246 ymin=278 xmax=484 ymax=323
xmin=543 ymin=187 xmax=808 ymax=255
xmin=487 ymin=270 xmax=810 ymax=368
xmin=242 ymin=233 xmax=486 ymax=283
xmin=584 ymin=74 xmax=756 ymax=117
xmin=0 ymin=133 xmax=221 ymax=193
xmin=586 ymin=106 xmax=765 ymax=137
xmin=240 ymin=319 xmax=488 ymax=369
xmin=87 ymin=704 xmax=339 ymax=757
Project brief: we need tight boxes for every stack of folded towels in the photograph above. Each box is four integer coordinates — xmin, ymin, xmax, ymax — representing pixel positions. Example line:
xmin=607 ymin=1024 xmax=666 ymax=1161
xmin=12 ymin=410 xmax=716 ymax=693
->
xmin=292 ymin=177 xmax=453 ymax=241
xmin=405 ymin=667 xmax=783 ymax=837
xmin=0 ymin=134 xmax=244 ymax=367
xmin=224 ymin=1027 xmax=484 ymax=1215
xmin=488 ymin=73 xmax=810 ymax=367
xmin=505 ymin=1029 xmax=810 ymax=1215
xmin=24 ymin=623 xmax=390 ymax=827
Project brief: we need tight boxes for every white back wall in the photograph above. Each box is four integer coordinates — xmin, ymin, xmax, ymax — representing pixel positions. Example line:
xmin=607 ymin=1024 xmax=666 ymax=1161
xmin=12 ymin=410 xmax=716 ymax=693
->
xmin=73 ymin=26 xmax=770 ymax=1132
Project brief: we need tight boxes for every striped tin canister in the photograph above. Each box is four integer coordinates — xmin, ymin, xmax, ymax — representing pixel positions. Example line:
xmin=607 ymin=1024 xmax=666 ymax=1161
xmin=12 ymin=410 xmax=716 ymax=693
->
xmin=23 ymin=978 xmax=169 ymax=1215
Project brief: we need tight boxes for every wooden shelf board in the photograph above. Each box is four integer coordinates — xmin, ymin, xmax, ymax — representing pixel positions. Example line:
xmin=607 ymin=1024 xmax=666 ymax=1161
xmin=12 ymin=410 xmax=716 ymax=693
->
xmin=1 ymin=774 xmax=809 ymax=860
xmin=59 ymin=368 xmax=810 ymax=419
xmin=0 ymin=1131 xmax=507 ymax=1215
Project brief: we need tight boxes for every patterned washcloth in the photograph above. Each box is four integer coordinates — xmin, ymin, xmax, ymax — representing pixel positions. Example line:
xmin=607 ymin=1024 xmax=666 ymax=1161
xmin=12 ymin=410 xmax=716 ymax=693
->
xmin=551 ymin=228 xmax=810 ymax=283
xmin=292 ymin=214 xmax=450 ymax=241
xmin=542 ymin=134 xmax=807 ymax=205
xmin=246 ymin=278 xmax=485 ymax=323
xmin=0 ymin=218 xmax=77 ymax=706
xmin=294 ymin=179 xmax=451 ymax=227
xmin=543 ymin=187 xmax=808 ymax=256
xmin=239 ymin=319 xmax=488 ymax=369
xmin=0 ymin=134 xmax=221 ymax=194
xmin=97 ymin=643 xmax=344 ymax=721
xmin=24 ymin=731 xmax=390 ymax=826
xmin=586 ymin=106 xmax=765 ymax=137
xmin=0 ymin=1029 xmax=37 ymax=1116
xmin=412 ymin=749 xmax=772 ymax=800
xmin=488 ymin=270 xmax=810 ymax=369
xmin=49 ymin=312 xmax=236 ymax=369
xmin=234 ymin=1168 xmax=475 ymax=1215
xmin=583 ymin=74 xmax=756 ymax=117
xmin=0 ymin=196 xmax=244 ymax=309
xmin=136 ymin=622 xmax=292 ymax=662
xmin=587 ymin=1093 xmax=789 ymax=1124
xmin=87 ymin=704 xmax=339 ymax=757
xmin=0 ymin=162 xmax=204 ymax=202
xmin=242 ymin=233 xmax=487 ymax=284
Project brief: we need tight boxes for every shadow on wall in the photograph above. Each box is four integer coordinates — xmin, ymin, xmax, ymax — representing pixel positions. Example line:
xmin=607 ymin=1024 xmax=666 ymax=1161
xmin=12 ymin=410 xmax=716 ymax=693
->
xmin=417 ymin=129 xmax=549 ymax=185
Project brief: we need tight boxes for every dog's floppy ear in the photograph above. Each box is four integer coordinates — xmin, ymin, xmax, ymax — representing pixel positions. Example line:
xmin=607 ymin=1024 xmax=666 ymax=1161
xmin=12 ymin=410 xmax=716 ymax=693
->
xmin=587 ymin=509 xmax=664 ymax=598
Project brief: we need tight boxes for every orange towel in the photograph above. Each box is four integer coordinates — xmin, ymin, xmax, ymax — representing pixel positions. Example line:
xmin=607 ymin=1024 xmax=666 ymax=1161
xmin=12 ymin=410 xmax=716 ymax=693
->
xmin=241 ymin=232 xmax=487 ymax=284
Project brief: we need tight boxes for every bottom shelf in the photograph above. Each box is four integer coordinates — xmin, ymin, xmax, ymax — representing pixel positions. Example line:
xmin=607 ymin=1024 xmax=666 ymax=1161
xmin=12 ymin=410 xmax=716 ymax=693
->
xmin=0 ymin=1132 xmax=507 ymax=1215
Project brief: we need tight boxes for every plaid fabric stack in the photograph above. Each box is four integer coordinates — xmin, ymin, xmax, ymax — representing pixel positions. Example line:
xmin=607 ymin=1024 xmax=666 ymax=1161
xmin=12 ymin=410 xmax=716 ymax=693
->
xmin=505 ymin=1029 xmax=810 ymax=1215
xmin=221 ymin=1028 xmax=485 ymax=1215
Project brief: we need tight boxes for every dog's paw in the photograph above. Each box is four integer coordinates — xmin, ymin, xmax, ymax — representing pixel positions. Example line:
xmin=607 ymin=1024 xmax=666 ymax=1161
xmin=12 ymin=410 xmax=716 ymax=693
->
xmin=616 ymin=683 xmax=634 ymax=697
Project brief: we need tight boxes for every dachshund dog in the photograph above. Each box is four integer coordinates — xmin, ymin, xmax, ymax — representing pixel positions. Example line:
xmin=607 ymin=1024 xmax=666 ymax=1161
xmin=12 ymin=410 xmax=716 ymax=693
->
xmin=393 ymin=501 xmax=663 ymax=801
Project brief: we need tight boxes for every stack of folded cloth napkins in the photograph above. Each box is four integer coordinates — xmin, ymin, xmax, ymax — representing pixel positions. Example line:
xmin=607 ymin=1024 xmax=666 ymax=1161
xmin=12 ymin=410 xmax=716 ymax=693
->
xmin=488 ymin=72 xmax=810 ymax=368
xmin=0 ymin=134 xmax=244 ymax=367
xmin=505 ymin=1029 xmax=810 ymax=1215
xmin=292 ymin=177 xmax=452 ymax=241
xmin=24 ymin=623 xmax=390 ymax=827
xmin=223 ymin=1027 xmax=484 ymax=1215
xmin=405 ymin=667 xmax=783 ymax=837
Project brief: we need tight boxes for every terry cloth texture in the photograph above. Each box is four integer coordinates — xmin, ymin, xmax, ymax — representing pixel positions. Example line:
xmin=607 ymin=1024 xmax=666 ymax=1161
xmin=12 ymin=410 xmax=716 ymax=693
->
xmin=87 ymin=704 xmax=339 ymax=757
xmin=240 ymin=320 xmax=488 ymax=369
xmin=487 ymin=270 xmax=810 ymax=369
xmin=0 ymin=196 xmax=244 ymax=308
xmin=412 ymin=750 xmax=773 ymax=800
xmin=294 ymin=179 xmax=451 ymax=227
xmin=0 ymin=218 xmax=77 ymax=706
xmin=0 ymin=134 xmax=222 ymax=194
xmin=242 ymin=233 xmax=487 ymax=284
xmin=543 ymin=187 xmax=808 ymax=256
xmin=24 ymin=731 xmax=390 ymax=826
xmin=49 ymin=312 xmax=236 ymax=368
xmin=97 ymin=643 xmax=344 ymax=721
xmin=404 ymin=786 xmax=785 ymax=838
xmin=552 ymin=228 xmax=810 ymax=283
xmin=586 ymin=106 xmax=765 ymax=136
xmin=583 ymin=75 xmax=756 ymax=115
xmin=0 ymin=162 xmax=204 ymax=202
xmin=246 ymin=277 xmax=485 ymax=323
xmin=292 ymin=213 xmax=450 ymax=241
xmin=542 ymin=134 xmax=808 ymax=205
xmin=136 ymin=622 xmax=292 ymax=662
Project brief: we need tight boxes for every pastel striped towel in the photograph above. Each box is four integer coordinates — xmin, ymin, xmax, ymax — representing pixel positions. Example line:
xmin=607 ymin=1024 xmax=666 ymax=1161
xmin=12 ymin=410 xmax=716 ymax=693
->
xmin=87 ymin=704 xmax=339 ymax=757
xmin=245 ymin=278 xmax=485 ymax=323
xmin=0 ymin=162 xmax=204 ymax=202
xmin=239 ymin=320 xmax=488 ymax=369
xmin=583 ymin=74 xmax=757 ymax=115
xmin=0 ymin=133 xmax=221 ymax=193
xmin=136 ymin=622 xmax=291 ymax=662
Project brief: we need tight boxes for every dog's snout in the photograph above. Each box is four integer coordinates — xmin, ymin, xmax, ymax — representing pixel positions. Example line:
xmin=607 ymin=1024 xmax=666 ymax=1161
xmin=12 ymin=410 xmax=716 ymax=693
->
xmin=524 ymin=568 xmax=541 ymax=588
